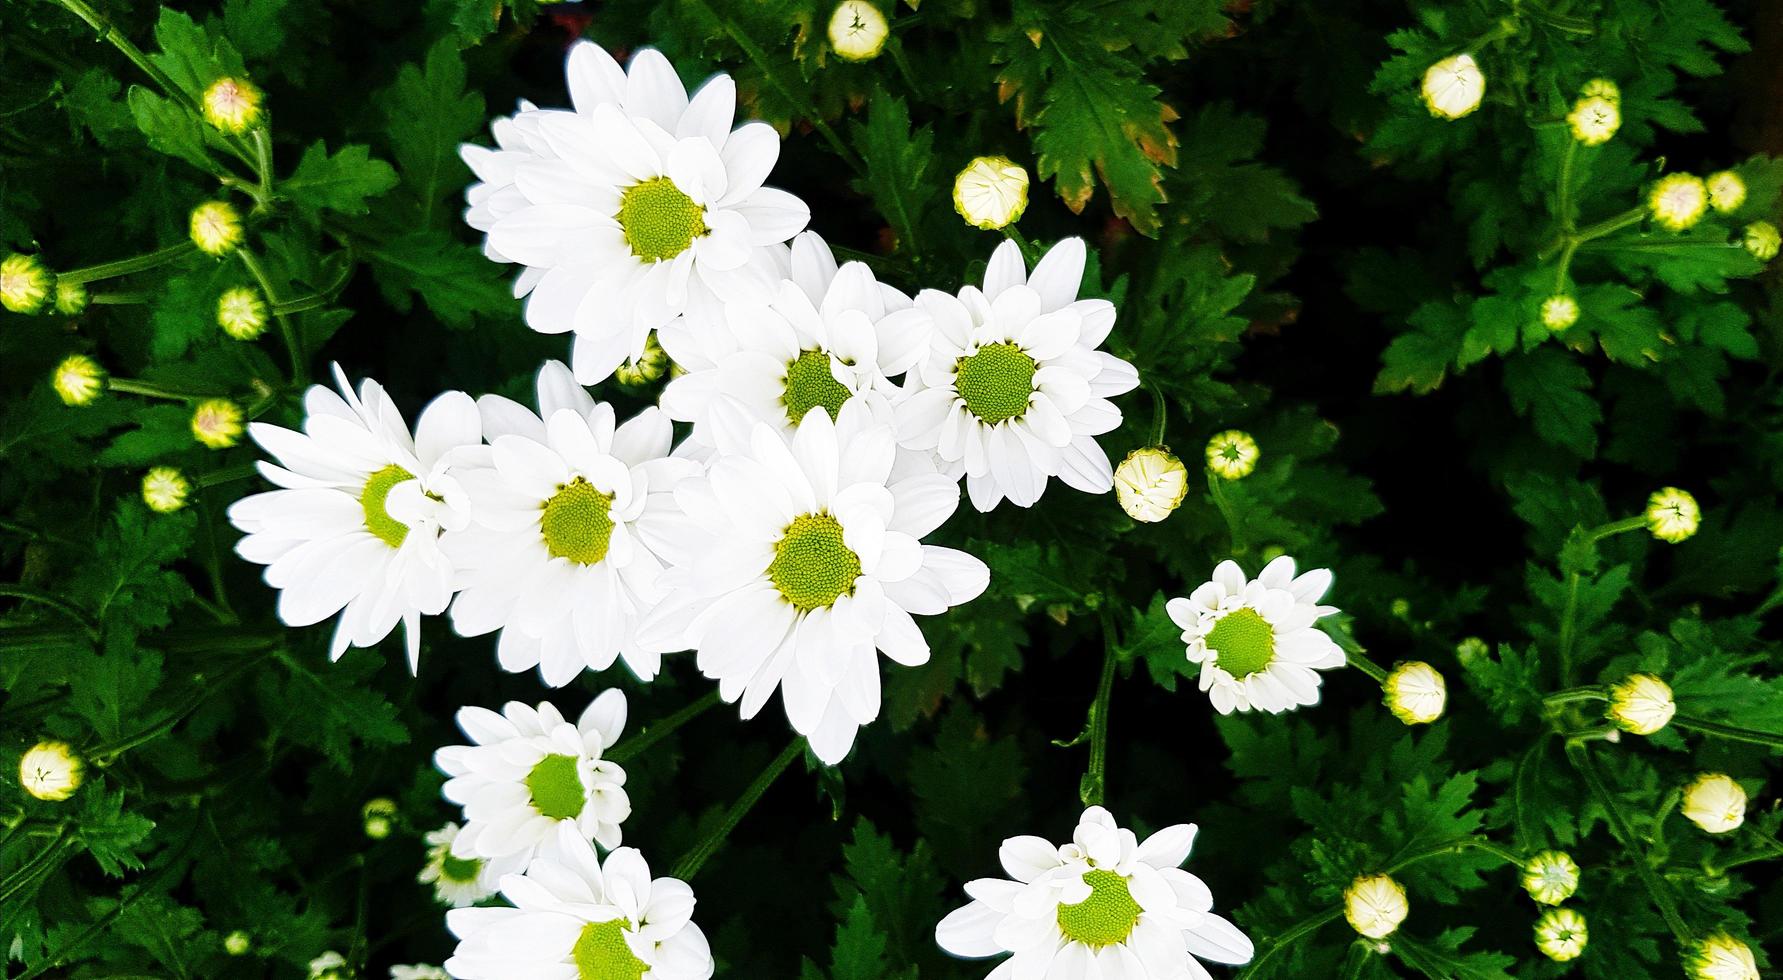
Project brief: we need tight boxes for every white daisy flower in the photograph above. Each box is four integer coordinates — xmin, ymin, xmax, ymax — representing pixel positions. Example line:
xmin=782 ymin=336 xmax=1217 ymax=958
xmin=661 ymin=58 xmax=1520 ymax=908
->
xmin=935 ymin=805 xmax=1253 ymax=980
xmin=1166 ymin=556 xmax=1345 ymax=714
xmin=895 ymin=237 xmax=1139 ymax=512
xmin=446 ymin=822 xmax=714 ymax=980
xmin=436 ymin=692 xmax=632 ymax=863
xmin=637 ymin=401 xmax=989 ymax=764
xmin=461 ymin=40 xmax=810 ymax=384
xmin=658 ymin=231 xmax=929 ymax=455
xmin=228 ymin=365 xmax=480 ymax=671
xmin=419 ymin=822 xmax=523 ymax=908
xmin=443 ymin=360 xmax=700 ymax=685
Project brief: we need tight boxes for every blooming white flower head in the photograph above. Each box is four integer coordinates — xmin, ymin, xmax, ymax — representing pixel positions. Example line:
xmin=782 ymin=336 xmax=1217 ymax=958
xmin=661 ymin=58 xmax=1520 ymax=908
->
xmin=659 ymin=231 xmax=929 ymax=457
xmin=201 ymin=77 xmax=264 ymax=133
xmin=1383 ymin=661 xmax=1446 ymax=724
xmin=1114 ymin=447 xmax=1188 ymax=523
xmin=1687 ymin=933 xmax=1761 ymax=980
xmin=1421 ymin=54 xmax=1484 ymax=120
xmin=1541 ymin=294 xmax=1579 ymax=331
xmin=1682 ymin=773 xmax=1747 ymax=834
xmin=218 ymin=286 xmax=268 ymax=340
xmin=419 ymin=822 xmax=519 ymax=908
xmin=142 ymin=466 xmax=191 ymax=513
xmin=436 ymin=692 xmax=632 ymax=862
xmin=52 ymin=354 xmax=105 ymax=407
xmin=1707 ymin=170 xmax=1746 ymax=213
xmin=460 ymin=40 xmax=809 ymax=384
xmin=1167 ymin=556 xmax=1344 ymax=714
xmin=896 ymin=238 xmax=1138 ymax=511
xmin=390 ymin=966 xmax=448 ymax=980
xmin=639 ymin=401 xmax=989 ymax=764
xmin=936 ymin=805 xmax=1253 ymax=978
xmin=1343 ymin=874 xmax=1407 ymax=939
xmin=1649 ymin=174 xmax=1708 ymax=232
xmin=953 ymin=156 xmax=1030 ymax=230
xmin=224 ymin=931 xmax=251 ymax=956
xmin=828 ymin=1 xmax=889 ymax=62
xmin=1581 ymin=78 xmax=1620 ymax=103
xmin=1645 ymin=487 xmax=1700 ymax=543
xmin=1606 ymin=673 xmax=1674 ymax=735
xmin=1206 ymin=429 xmax=1259 ymax=480
xmin=228 ymin=366 xmax=481 ymax=670
xmin=1567 ymin=96 xmax=1620 ymax=146
xmin=1 ymin=253 xmax=53 ymax=314
xmin=1534 ymin=907 xmax=1587 ymax=962
xmin=446 ymin=822 xmax=714 ymax=980
xmin=19 ymin=741 xmax=82 ymax=801
xmin=55 ymin=279 xmax=89 ymax=316
xmin=1744 ymin=221 xmax=1780 ymax=261
xmin=308 ymin=951 xmax=350 ymax=980
xmin=614 ymin=331 xmax=669 ymax=389
xmin=191 ymin=398 xmax=246 ymax=449
xmin=190 ymin=200 xmax=244 ymax=255
xmin=1520 ymin=850 xmax=1580 ymax=906
xmin=443 ymin=360 xmax=698 ymax=685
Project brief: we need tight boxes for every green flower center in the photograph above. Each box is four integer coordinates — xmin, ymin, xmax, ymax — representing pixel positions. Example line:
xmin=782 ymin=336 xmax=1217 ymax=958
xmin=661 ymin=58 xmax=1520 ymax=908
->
xmin=1056 ymin=869 xmax=1142 ymax=947
xmin=440 ymin=852 xmax=484 ymax=884
xmin=617 ymin=176 xmax=708 ymax=263
xmin=360 ymin=464 xmax=415 ymax=549
xmin=572 ymin=919 xmax=647 ymax=980
xmin=541 ymin=477 xmax=617 ymax=565
xmin=767 ymin=513 xmax=862 ymax=611
xmin=525 ymin=753 xmax=586 ymax=820
xmin=1207 ymin=607 xmax=1275 ymax=678
xmin=782 ymin=349 xmax=851 ymax=424
xmin=955 ymin=343 xmax=1036 ymax=424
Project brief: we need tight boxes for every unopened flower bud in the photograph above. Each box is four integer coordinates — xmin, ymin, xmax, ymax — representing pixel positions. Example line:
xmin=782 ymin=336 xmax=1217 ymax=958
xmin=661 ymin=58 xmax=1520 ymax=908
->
xmin=19 ymin=741 xmax=82 ymax=801
xmin=192 ymin=398 xmax=245 ymax=449
xmin=1383 ymin=661 xmax=1446 ymax=724
xmin=1682 ymin=773 xmax=1746 ymax=834
xmin=55 ymin=279 xmax=89 ymax=315
xmin=201 ymin=77 xmax=264 ymax=134
xmin=1685 ymin=933 xmax=1760 ymax=980
xmin=142 ymin=467 xmax=191 ymax=513
xmin=828 ymin=1 xmax=889 ymax=63
xmin=362 ymin=797 xmax=398 ymax=840
xmin=1645 ymin=487 xmax=1700 ymax=543
xmin=1344 ymin=874 xmax=1408 ymax=939
xmin=224 ymin=930 xmax=252 ymax=956
xmin=52 ymin=354 xmax=105 ymax=407
xmin=1114 ymin=447 xmax=1188 ymax=523
xmin=1521 ymin=850 xmax=1580 ymax=905
xmin=1743 ymin=221 xmax=1780 ymax=261
xmin=1706 ymin=171 xmax=1746 ymax=213
xmin=1607 ymin=673 xmax=1674 ymax=735
xmin=1567 ymin=96 xmax=1620 ymax=146
xmin=1649 ymin=174 xmax=1708 ymax=232
xmin=1533 ymin=907 xmax=1588 ymax=962
xmin=1205 ymin=429 xmax=1259 ymax=480
xmin=953 ymin=156 xmax=1029 ymax=231
xmin=307 ymin=951 xmax=350 ymax=980
xmin=217 ymin=286 xmax=268 ymax=340
xmin=1421 ymin=54 xmax=1485 ymax=120
xmin=1541 ymin=294 xmax=1579 ymax=331
xmin=190 ymin=201 xmax=244 ymax=256
xmin=1580 ymin=78 xmax=1620 ymax=103
xmin=614 ymin=332 xmax=668 ymax=389
xmin=1 ymin=253 xmax=54 ymax=314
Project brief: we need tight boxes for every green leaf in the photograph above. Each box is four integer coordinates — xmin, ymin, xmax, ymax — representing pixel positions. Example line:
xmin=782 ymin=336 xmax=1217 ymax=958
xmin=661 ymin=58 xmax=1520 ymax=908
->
xmin=127 ymin=87 xmax=215 ymax=174
xmin=848 ymin=89 xmax=937 ymax=257
xmin=364 ymin=230 xmax=515 ymax=328
xmin=1374 ymin=301 xmax=1466 ymax=395
xmin=828 ymin=897 xmax=894 ymax=980
xmin=1502 ymin=349 xmax=1601 ymax=456
xmin=284 ymin=141 xmax=400 ymax=224
xmin=1124 ymin=592 xmax=1192 ymax=691
xmin=379 ymin=39 xmax=486 ymax=220
xmin=76 ymin=789 xmax=157 ymax=877
xmin=147 ymin=7 xmax=247 ymax=100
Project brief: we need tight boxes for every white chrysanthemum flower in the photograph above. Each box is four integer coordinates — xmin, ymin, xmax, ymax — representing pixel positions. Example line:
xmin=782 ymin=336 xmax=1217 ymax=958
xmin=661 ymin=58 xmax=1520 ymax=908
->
xmin=1520 ymin=850 xmax=1580 ymax=906
xmin=52 ymin=354 xmax=105 ymax=407
xmin=828 ymin=0 xmax=889 ymax=62
xmin=1534 ymin=907 xmax=1587 ymax=962
xmin=19 ymin=741 xmax=82 ymax=801
xmin=1541 ymin=294 xmax=1579 ymax=331
xmin=1708 ymin=171 xmax=1746 ymax=213
xmin=447 ymin=822 xmax=714 ymax=980
xmin=461 ymin=40 xmax=809 ymax=384
xmin=420 ymin=822 xmax=520 ymax=908
xmin=1383 ymin=661 xmax=1446 ymax=724
xmin=436 ymin=693 xmax=632 ymax=863
xmin=1687 ymin=933 xmax=1760 ymax=980
xmin=1567 ymin=96 xmax=1620 ymax=146
xmin=1744 ymin=221 xmax=1780 ymax=261
xmin=1114 ymin=447 xmax=1188 ymax=523
xmin=443 ymin=360 xmax=699 ymax=685
xmin=935 ymin=805 xmax=1253 ymax=979
xmin=1607 ymin=673 xmax=1674 ymax=735
xmin=1421 ymin=54 xmax=1484 ymax=120
xmin=1682 ymin=773 xmax=1747 ymax=834
xmin=1344 ymin=874 xmax=1407 ymax=939
xmin=390 ymin=966 xmax=448 ymax=980
xmin=896 ymin=238 xmax=1138 ymax=511
xmin=1 ymin=253 xmax=53 ymax=314
xmin=1645 ymin=487 xmax=1700 ymax=542
xmin=228 ymin=366 xmax=480 ymax=670
xmin=659 ymin=231 xmax=928 ymax=455
xmin=1206 ymin=429 xmax=1259 ymax=480
xmin=638 ymin=401 xmax=989 ymax=764
xmin=1167 ymin=556 xmax=1345 ymax=714
xmin=953 ymin=156 xmax=1030 ymax=230
xmin=1649 ymin=174 xmax=1708 ymax=232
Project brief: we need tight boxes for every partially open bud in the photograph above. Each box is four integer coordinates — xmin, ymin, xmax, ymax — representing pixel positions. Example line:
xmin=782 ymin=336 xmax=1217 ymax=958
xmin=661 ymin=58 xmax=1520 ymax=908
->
xmin=19 ymin=741 xmax=82 ymax=801
xmin=1743 ymin=221 xmax=1780 ymax=261
xmin=1421 ymin=54 xmax=1485 ymax=120
xmin=1205 ymin=429 xmax=1259 ymax=480
xmin=1648 ymin=174 xmax=1708 ymax=232
xmin=190 ymin=201 xmax=245 ymax=256
xmin=1533 ymin=907 xmax=1588 ymax=962
xmin=363 ymin=797 xmax=398 ymax=840
xmin=192 ymin=398 xmax=245 ymax=449
xmin=828 ymin=1 xmax=889 ymax=63
xmin=201 ymin=77 xmax=264 ymax=134
xmin=1114 ymin=447 xmax=1188 ymax=523
xmin=1540 ymin=294 xmax=1579 ymax=331
xmin=307 ymin=951 xmax=351 ymax=980
xmin=217 ymin=286 xmax=269 ymax=340
xmin=1645 ymin=487 xmax=1700 ymax=543
xmin=1344 ymin=874 xmax=1408 ymax=939
xmin=614 ymin=332 xmax=668 ymax=389
xmin=1566 ymin=96 xmax=1620 ymax=146
xmin=1383 ymin=661 xmax=1446 ymax=724
xmin=1607 ymin=673 xmax=1674 ymax=735
xmin=1685 ymin=933 xmax=1760 ymax=980
xmin=953 ymin=156 xmax=1030 ymax=231
xmin=1 ymin=253 xmax=54 ymax=314
xmin=1520 ymin=850 xmax=1580 ymax=905
xmin=52 ymin=354 xmax=106 ymax=407
xmin=1681 ymin=773 xmax=1746 ymax=834
xmin=142 ymin=466 xmax=191 ymax=513
xmin=1706 ymin=171 xmax=1746 ymax=213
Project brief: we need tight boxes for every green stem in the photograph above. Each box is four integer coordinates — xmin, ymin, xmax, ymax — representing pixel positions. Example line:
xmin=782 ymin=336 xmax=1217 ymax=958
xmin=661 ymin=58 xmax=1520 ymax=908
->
xmin=1587 ymin=514 xmax=1650 ymax=542
xmin=1543 ymin=686 xmax=1608 ymax=707
xmin=57 ymin=242 xmax=198 ymax=287
xmin=1349 ymin=651 xmax=1388 ymax=685
xmin=48 ymin=0 xmax=195 ymax=112
xmin=0 ymin=826 xmax=74 ymax=909
xmin=670 ymin=739 xmax=804 ymax=881
xmin=1671 ymin=715 xmax=1783 ymax=751
xmin=1234 ymin=909 xmax=1343 ymax=979
xmin=86 ymin=654 xmax=269 ymax=766
xmin=250 ymin=129 xmax=275 ymax=206
xmin=195 ymin=464 xmax=261 ymax=488
xmin=1555 ymin=137 xmax=1579 ymax=233
xmin=88 ymin=290 xmax=154 ymax=305
xmin=1207 ymin=469 xmax=1246 ymax=555
xmin=105 ymin=377 xmax=223 ymax=402
xmin=1556 ymin=572 xmax=1582 ymax=689
xmin=605 ymin=690 xmax=723 ymax=764
xmin=237 ymin=249 xmax=306 ymax=384
xmin=1565 ymin=740 xmax=1692 ymax=944
xmin=1003 ymin=224 xmax=1041 ymax=265
xmin=1080 ymin=613 xmax=1121 ymax=807
xmin=1145 ymin=382 xmax=1168 ymax=447
xmin=1575 ymin=206 xmax=1646 ymax=243
xmin=0 ymin=584 xmax=97 ymax=637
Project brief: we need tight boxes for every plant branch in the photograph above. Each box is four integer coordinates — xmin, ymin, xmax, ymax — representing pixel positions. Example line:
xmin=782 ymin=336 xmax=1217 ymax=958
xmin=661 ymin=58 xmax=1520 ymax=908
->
xmin=670 ymin=738 xmax=804 ymax=881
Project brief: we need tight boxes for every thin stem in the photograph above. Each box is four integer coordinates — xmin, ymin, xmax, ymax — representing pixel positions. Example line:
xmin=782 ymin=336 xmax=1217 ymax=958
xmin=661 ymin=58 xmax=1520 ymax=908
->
xmin=196 ymin=464 xmax=261 ymax=488
xmin=1349 ymin=652 xmax=1388 ymax=685
xmin=0 ymin=826 xmax=74 ymax=908
xmin=1556 ymin=572 xmax=1582 ymax=689
xmin=1565 ymin=740 xmax=1692 ymax=944
xmin=57 ymin=242 xmax=198 ymax=287
xmin=251 ymin=129 xmax=275 ymax=206
xmin=1587 ymin=514 xmax=1650 ymax=542
xmin=1080 ymin=612 xmax=1121 ymax=807
xmin=1207 ymin=469 xmax=1246 ymax=555
xmin=86 ymin=654 xmax=269 ymax=766
xmin=1003 ymin=224 xmax=1041 ymax=265
xmin=670 ymin=739 xmax=804 ymax=881
xmin=1671 ymin=715 xmax=1783 ymax=751
xmin=105 ymin=377 xmax=223 ymax=402
xmin=605 ymin=690 xmax=723 ymax=764
xmin=0 ymin=585 xmax=97 ymax=637
xmin=1574 ymin=206 xmax=1646 ymax=243
xmin=88 ymin=290 xmax=154 ymax=305
xmin=1543 ymin=686 xmax=1608 ymax=707
xmin=1146 ymin=382 xmax=1168 ymax=447
xmin=1234 ymin=909 xmax=1342 ymax=980
xmin=237 ymin=249 xmax=306 ymax=384
xmin=1555 ymin=138 xmax=1579 ymax=234
xmin=48 ymin=0 xmax=195 ymax=112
